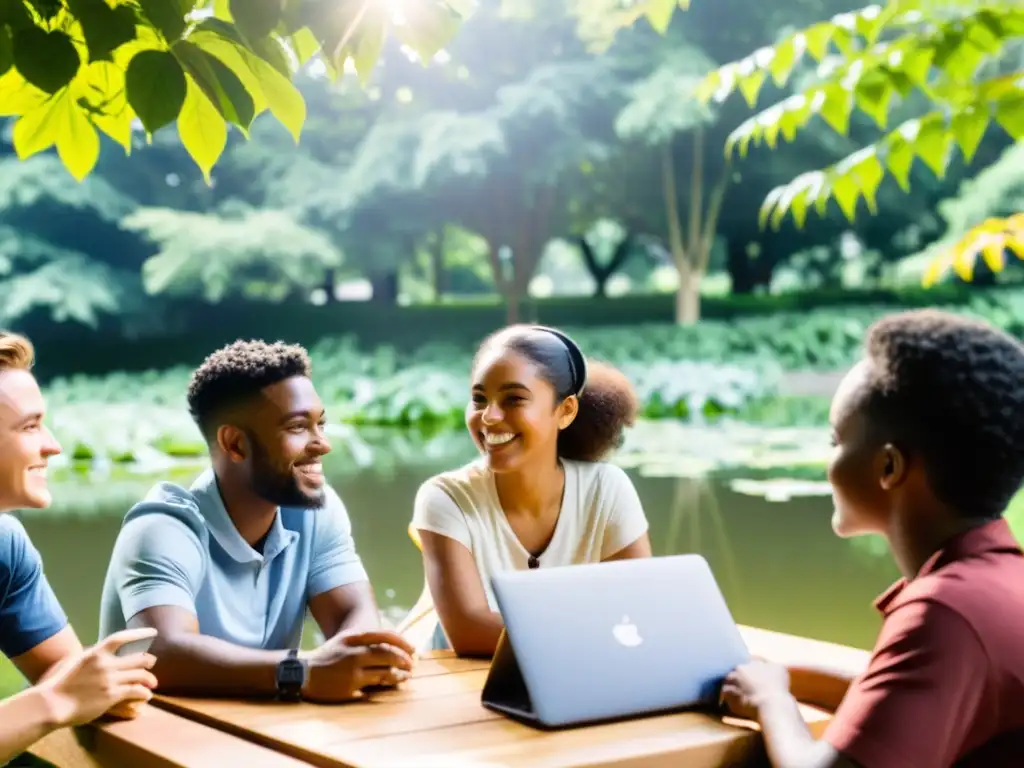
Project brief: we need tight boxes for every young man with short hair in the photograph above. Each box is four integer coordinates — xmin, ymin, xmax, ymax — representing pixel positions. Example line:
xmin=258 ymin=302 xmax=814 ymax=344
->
xmin=99 ymin=340 xmax=414 ymax=702
xmin=0 ymin=332 xmax=157 ymax=763
xmin=724 ymin=310 xmax=1024 ymax=767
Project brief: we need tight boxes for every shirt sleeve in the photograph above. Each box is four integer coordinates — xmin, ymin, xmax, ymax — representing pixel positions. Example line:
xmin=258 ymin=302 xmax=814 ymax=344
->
xmin=824 ymin=599 xmax=988 ymax=768
xmin=110 ymin=512 xmax=206 ymax=624
xmin=411 ymin=481 xmax=472 ymax=550
xmin=597 ymin=464 xmax=650 ymax=559
xmin=306 ymin=486 xmax=370 ymax=599
xmin=0 ymin=517 xmax=68 ymax=658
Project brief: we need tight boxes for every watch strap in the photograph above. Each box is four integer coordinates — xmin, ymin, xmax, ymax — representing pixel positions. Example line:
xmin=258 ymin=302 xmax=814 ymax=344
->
xmin=276 ymin=648 xmax=305 ymax=702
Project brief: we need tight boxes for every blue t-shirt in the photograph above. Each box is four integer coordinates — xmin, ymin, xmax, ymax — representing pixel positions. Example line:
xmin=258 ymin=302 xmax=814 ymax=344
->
xmin=0 ymin=515 xmax=68 ymax=659
xmin=98 ymin=468 xmax=370 ymax=649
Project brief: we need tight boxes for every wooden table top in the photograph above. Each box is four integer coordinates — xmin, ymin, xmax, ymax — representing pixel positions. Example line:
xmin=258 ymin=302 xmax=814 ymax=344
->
xmin=29 ymin=704 xmax=315 ymax=768
xmin=153 ymin=652 xmax=834 ymax=768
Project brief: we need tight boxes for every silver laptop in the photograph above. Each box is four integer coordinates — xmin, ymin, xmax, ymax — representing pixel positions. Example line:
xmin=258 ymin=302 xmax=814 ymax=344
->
xmin=480 ymin=554 xmax=750 ymax=729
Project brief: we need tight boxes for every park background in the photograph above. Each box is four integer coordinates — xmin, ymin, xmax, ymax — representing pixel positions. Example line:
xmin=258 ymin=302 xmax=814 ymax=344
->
xmin=1 ymin=0 xmax=1023 ymax=694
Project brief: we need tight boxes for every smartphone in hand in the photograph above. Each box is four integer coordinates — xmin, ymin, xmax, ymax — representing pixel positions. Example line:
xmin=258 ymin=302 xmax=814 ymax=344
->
xmin=115 ymin=635 xmax=156 ymax=658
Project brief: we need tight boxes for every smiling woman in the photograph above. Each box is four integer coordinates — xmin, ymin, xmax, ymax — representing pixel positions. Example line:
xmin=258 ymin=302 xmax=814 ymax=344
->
xmin=410 ymin=325 xmax=653 ymax=657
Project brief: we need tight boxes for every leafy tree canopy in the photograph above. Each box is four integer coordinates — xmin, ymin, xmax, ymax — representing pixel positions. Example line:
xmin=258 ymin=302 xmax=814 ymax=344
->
xmin=123 ymin=203 xmax=343 ymax=300
xmin=0 ymin=224 xmax=134 ymax=324
xmin=0 ymin=0 xmax=463 ymax=181
xmin=695 ymin=0 xmax=1024 ymax=234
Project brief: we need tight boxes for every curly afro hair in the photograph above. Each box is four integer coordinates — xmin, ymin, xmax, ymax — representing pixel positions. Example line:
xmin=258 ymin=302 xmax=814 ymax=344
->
xmin=187 ymin=339 xmax=312 ymax=438
xmin=476 ymin=325 xmax=638 ymax=462
xmin=862 ymin=309 xmax=1024 ymax=519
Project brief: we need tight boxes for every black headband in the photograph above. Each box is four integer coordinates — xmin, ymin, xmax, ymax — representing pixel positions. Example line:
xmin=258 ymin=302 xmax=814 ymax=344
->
xmin=532 ymin=325 xmax=588 ymax=397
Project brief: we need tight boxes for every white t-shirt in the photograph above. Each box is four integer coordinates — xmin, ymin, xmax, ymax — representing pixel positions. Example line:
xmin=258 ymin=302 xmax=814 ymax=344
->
xmin=411 ymin=458 xmax=649 ymax=609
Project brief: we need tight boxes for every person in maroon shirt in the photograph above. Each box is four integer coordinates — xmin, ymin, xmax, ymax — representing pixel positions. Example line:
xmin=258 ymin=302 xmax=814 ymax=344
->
xmin=722 ymin=309 xmax=1024 ymax=767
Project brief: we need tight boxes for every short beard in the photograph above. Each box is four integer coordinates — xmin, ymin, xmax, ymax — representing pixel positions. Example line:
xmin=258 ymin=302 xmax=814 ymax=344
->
xmin=246 ymin=433 xmax=324 ymax=509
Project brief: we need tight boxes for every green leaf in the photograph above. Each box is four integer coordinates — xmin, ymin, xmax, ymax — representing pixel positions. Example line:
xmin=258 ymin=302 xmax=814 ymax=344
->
xmin=884 ymin=134 xmax=913 ymax=191
xmin=950 ymin=105 xmax=988 ymax=162
xmin=352 ymin=13 xmax=386 ymax=87
xmin=817 ymin=85 xmax=851 ymax=135
xmin=932 ymin=28 xmax=985 ymax=83
xmin=831 ymin=174 xmax=860 ymax=221
xmin=644 ymin=0 xmax=676 ymax=34
xmin=854 ymin=73 xmax=892 ymax=128
xmin=11 ymin=93 xmax=62 ymax=158
xmin=243 ymin=46 xmax=304 ymax=139
xmin=995 ymin=95 xmax=1024 ymax=140
xmin=901 ymin=46 xmax=934 ymax=89
xmin=177 ymin=74 xmax=226 ymax=183
xmin=289 ymin=27 xmax=320 ymax=65
xmin=13 ymin=28 xmax=80 ymax=94
xmin=249 ymin=34 xmax=292 ymax=77
xmin=768 ymin=36 xmax=798 ymax=86
xmin=736 ymin=66 xmax=767 ymax=108
xmin=190 ymin=23 xmax=305 ymax=139
xmin=125 ymin=49 xmax=187 ymax=134
xmin=174 ymin=40 xmax=255 ymax=131
xmin=64 ymin=0 xmax=137 ymax=62
xmin=394 ymin=1 xmax=462 ymax=63
xmin=212 ymin=0 xmax=232 ymax=21
xmin=0 ymin=70 xmax=48 ymax=116
xmin=55 ymin=93 xmax=100 ymax=181
xmin=848 ymin=149 xmax=884 ymax=213
xmin=78 ymin=60 xmax=133 ymax=151
xmin=803 ymin=24 xmax=833 ymax=61
xmin=759 ymin=183 xmax=787 ymax=229
xmin=0 ymin=25 xmax=11 ymax=76
xmin=778 ymin=96 xmax=810 ymax=141
xmin=229 ymin=0 xmax=282 ymax=43
xmin=0 ymin=1 xmax=32 ymax=30
xmin=914 ymin=116 xmax=951 ymax=177
xmin=137 ymin=0 xmax=190 ymax=43
xmin=24 ymin=0 xmax=59 ymax=21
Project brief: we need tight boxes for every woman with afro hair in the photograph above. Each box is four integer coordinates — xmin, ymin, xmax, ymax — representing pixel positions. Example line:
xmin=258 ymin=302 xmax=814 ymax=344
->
xmin=411 ymin=325 xmax=651 ymax=657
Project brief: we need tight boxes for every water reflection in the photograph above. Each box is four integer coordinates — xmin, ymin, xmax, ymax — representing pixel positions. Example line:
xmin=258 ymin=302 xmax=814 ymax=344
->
xmin=19 ymin=426 xmax=899 ymax=652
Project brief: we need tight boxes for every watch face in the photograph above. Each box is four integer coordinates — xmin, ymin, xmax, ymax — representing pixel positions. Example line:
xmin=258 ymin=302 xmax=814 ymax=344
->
xmin=278 ymin=659 xmax=305 ymax=687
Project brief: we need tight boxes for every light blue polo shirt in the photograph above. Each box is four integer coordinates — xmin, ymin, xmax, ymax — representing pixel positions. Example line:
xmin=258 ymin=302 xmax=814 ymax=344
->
xmin=97 ymin=468 xmax=369 ymax=649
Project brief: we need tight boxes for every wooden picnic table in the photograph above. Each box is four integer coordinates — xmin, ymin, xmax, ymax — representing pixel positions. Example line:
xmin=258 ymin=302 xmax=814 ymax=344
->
xmin=28 ymin=625 xmax=868 ymax=767
xmin=150 ymin=625 xmax=861 ymax=768
xmin=28 ymin=704 xmax=314 ymax=767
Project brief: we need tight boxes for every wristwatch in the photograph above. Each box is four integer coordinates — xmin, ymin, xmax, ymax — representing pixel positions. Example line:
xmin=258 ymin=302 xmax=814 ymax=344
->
xmin=276 ymin=648 xmax=307 ymax=702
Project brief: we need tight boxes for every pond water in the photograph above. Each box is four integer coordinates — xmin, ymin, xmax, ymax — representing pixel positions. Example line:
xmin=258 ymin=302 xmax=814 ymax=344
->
xmin=16 ymin=422 xmax=899 ymax=653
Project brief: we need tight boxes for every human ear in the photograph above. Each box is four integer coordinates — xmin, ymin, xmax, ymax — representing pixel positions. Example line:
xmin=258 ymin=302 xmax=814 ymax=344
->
xmin=878 ymin=443 xmax=906 ymax=490
xmin=216 ymin=424 xmax=248 ymax=462
xmin=557 ymin=395 xmax=579 ymax=431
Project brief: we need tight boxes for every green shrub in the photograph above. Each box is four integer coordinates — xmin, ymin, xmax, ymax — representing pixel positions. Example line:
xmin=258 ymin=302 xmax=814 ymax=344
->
xmin=24 ymin=282 xmax=1002 ymax=381
xmin=39 ymin=340 xmax=782 ymax=465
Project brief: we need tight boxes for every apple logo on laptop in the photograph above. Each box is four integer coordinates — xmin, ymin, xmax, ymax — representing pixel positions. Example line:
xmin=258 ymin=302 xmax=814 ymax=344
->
xmin=612 ymin=615 xmax=642 ymax=647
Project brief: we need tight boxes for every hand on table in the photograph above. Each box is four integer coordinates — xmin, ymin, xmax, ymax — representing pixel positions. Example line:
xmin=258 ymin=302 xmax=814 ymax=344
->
xmin=721 ymin=658 xmax=791 ymax=721
xmin=301 ymin=630 xmax=417 ymax=703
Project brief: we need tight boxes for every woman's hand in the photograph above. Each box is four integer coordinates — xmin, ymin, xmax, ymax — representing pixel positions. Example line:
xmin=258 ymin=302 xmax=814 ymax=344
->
xmin=721 ymin=659 xmax=792 ymax=720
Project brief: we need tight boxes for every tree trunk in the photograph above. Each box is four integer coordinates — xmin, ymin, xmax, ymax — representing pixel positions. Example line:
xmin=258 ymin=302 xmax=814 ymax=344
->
xmin=578 ymin=233 xmax=634 ymax=297
xmin=662 ymin=139 xmax=700 ymax=325
xmin=726 ymin=239 xmax=755 ymax=294
xmin=321 ymin=269 xmax=337 ymax=303
xmin=505 ymin=291 xmax=521 ymax=324
xmin=675 ymin=262 xmax=701 ymax=324
xmin=369 ymin=271 xmax=398 ymax=304
xmin=578 ymin=238 xmax=607 ymax=297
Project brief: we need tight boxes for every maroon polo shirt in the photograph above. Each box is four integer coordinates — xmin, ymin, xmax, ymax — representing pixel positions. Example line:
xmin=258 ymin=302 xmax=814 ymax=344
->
xmin=824 ymin=518 xmax=1024 ymax=767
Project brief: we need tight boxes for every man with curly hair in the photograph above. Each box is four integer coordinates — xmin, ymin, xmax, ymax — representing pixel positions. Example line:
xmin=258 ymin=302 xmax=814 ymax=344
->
xmin=98 ymin=340 xmax=415 ymax=703
xmin=723 ymin=310 xmax=1024 ymax=767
